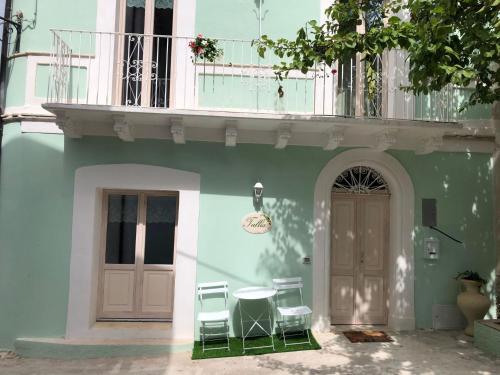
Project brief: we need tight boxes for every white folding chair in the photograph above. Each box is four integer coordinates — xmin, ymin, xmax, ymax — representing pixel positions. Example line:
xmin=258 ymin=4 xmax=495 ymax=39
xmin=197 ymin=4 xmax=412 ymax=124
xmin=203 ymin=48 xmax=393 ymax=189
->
xmin=197 ymin=281 xmax=230 ymax=352
xmin=272 ymin=277 xmax=312 ymax=347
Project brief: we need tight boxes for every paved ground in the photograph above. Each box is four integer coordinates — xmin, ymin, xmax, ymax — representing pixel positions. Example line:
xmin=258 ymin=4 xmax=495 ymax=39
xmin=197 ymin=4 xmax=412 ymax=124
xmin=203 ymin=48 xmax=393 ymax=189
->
xmin=1 ymin=329 xmax=499 ymax=374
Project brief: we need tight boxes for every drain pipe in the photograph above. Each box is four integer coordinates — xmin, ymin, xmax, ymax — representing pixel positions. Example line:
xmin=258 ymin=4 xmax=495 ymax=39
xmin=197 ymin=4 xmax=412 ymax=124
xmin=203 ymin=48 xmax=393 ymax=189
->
xmin=493 ymin=102 xmax=500 ymax=318
xmin=0 ymin=0 xmax=15 ymax=172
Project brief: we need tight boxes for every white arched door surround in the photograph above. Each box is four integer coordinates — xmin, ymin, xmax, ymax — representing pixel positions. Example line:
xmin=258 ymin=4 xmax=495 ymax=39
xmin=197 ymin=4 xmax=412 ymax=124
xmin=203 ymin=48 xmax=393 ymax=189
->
xmin=312 ymin=149 xmax=415 ymax=331
xmin=66 ymin=164 xmax=200 ymax=340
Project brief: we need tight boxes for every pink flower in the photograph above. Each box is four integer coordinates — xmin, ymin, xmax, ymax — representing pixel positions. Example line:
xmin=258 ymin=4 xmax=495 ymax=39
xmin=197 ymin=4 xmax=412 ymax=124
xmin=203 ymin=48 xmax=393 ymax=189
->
xmin=197 ymin=34 xmax=203 ymax=38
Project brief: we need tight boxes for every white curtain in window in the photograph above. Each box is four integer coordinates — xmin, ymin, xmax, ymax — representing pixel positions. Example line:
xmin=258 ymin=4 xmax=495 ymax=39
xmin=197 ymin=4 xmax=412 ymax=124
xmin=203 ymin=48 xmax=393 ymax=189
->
xmin=107 ymin=195 xmax=176 ymax=223
xmin=126 ymin=0 xmax=174 ymax=9
xmin=108 ymin=197 xmax=137 ymax=223
xmin=146 ymin=198 xmax=177 ymax=224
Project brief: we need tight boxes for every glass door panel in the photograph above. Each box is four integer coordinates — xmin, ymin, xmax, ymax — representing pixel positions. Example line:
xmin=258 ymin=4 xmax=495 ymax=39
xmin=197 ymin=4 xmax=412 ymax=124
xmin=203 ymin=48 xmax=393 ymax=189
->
xmin=121 ymin=5 xmax=146 ymax=106
xmin=105 ymin=194 xmax=138 ymax=264
xmin=363 ymin=0 xmax=384 ymax=118
xmin=150 ymin=3 xmax=174 ymax=107
xmin=338 ymin=56 xmax=356 ymax=117
xmin=144 ymin=195 xmax=177 ymax=265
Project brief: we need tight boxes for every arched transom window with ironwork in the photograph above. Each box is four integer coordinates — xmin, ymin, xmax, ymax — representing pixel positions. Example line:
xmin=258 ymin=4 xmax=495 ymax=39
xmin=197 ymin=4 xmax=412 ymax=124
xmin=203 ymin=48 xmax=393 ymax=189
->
xmin=333 ymin=166 xmax=390 ymax=194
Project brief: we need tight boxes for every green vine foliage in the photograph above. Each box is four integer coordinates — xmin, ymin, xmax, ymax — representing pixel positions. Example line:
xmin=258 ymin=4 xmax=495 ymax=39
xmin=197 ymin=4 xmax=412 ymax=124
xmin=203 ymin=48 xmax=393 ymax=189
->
xmin=255 ymin=0 xmax=500 ymax=108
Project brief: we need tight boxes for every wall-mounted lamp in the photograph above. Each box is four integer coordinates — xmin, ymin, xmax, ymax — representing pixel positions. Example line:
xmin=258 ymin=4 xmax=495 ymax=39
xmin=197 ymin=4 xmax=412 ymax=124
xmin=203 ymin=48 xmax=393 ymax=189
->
xmin=253 ymin=182 xmax=264 ymax=201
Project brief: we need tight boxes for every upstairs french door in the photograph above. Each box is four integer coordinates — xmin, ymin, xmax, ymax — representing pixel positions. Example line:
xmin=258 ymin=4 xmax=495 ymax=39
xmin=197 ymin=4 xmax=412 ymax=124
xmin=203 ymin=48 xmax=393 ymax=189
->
xmin=97 ymin=190 xmax=178 ymax=320
xmin=115 ymin=0 xmax=175 ymax=107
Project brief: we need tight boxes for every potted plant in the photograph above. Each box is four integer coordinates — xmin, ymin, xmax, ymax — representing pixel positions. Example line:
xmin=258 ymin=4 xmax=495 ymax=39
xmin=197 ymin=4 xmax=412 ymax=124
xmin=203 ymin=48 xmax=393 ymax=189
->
xmin=188 ymin=34 xmax=223 ymax=63
xmin=455 ymin=270 xmax=490 ymax=336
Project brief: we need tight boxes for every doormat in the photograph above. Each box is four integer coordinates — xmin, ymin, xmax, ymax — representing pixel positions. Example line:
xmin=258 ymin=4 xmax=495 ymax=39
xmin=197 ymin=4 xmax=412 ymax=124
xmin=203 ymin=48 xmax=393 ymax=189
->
xmin=342 ymin=330 xmax=393 ymax=343
xmin=192 ymin=330 xmax=321 ymax=360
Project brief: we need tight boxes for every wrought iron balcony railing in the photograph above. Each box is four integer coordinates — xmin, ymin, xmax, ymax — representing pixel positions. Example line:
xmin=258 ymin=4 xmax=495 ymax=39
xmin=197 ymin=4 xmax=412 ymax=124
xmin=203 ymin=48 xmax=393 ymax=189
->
xmin=46 ymin=29 xmax=491 ymax=123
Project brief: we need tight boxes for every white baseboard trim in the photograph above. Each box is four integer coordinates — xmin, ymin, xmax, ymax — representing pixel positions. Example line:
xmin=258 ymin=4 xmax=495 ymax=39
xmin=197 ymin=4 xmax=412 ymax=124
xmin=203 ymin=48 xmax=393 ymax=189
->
xmin=21 ymin=121 xmax=62 ymax=134
xmin=388 ymin=315 xmax=416 ymax=331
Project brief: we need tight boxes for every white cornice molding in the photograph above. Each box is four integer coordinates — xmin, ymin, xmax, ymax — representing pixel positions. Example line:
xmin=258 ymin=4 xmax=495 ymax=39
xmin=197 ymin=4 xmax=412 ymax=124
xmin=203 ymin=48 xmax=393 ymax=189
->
xmin=170 ymin=118 xmax=185 ymax=144
xmin=275 ymin=124 xmax=292 ymax=149
xmin=40 ymin=103 xmax=495 ymax=153
xmin=323 ymin=127 xmax=345 ymax=151
xmin=373 ymin=129 xmax=398 ymax=151
xmin=42 ymin=103 xmax=468 ymax=130
xmin=113 ymin=116 xmax=134 ymax=142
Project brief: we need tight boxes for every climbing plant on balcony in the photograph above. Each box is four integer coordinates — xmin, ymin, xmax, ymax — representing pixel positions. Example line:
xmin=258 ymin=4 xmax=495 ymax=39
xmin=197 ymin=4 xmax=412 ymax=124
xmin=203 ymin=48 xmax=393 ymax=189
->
xmin=254 ymin=0 xmax=500 ymax=107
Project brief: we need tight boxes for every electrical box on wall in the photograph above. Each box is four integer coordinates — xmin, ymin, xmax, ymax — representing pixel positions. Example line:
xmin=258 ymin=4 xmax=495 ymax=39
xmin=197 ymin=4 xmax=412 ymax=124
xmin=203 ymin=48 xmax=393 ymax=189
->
xmin=422 ymin=199 xmax=437 ymax=227
xmin=424 ymin=237 xmax=439 ymax=260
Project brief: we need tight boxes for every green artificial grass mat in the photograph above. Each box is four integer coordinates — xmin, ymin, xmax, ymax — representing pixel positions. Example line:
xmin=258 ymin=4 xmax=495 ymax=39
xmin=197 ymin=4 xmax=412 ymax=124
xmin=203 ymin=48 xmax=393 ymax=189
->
xmin=191 ymin=330 xmax=321 ymax=360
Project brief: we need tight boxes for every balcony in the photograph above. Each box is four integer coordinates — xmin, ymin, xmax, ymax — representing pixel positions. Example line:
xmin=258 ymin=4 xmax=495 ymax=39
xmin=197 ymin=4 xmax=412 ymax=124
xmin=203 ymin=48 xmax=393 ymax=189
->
xmin=43 ymin=30 xmax=494 ymax=152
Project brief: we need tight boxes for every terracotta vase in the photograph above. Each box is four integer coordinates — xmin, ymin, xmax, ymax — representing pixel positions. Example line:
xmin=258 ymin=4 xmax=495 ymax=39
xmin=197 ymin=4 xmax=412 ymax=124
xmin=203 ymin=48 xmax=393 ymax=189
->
xmin=456 ymin=279 xmax=490 ymax=336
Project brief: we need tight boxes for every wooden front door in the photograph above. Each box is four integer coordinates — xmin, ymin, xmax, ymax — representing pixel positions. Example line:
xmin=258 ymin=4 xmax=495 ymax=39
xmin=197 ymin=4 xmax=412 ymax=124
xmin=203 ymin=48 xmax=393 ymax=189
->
xmin=330 ymin=192 xmax=389 ymax=325
xmin=97 ymin=190 xmax=178 ymax=321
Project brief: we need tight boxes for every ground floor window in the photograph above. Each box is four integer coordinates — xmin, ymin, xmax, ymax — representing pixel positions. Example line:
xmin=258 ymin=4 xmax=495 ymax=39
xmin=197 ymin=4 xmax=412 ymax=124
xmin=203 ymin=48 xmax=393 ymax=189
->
xmin=97 ymin=190 xmax=178 ymax=321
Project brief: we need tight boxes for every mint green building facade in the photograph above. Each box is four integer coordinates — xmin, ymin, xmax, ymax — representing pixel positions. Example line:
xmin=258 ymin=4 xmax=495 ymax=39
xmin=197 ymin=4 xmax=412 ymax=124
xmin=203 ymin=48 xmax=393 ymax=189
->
xmin=0 ymin=0 xmax=497 ymax=353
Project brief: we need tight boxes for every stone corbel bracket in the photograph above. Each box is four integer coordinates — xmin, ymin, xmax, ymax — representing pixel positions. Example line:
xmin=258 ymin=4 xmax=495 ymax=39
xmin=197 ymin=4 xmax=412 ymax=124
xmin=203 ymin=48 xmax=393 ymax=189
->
xmin=415 ymin=135 xmax=444 ymax=155
xmin=55 ymin=114 xmax=82 ymax=139
xmin=170 ymin=118 xmax=185 ymax=144
xmin=113 ymin=115 xmax=134 ymax=142
xmin=225 ymin=120 xmax=238 ymax=147
xmin=275 ymin=124 xmax=292 ymax=149
xmin=324 ymin=127 xmax=345 ymax=151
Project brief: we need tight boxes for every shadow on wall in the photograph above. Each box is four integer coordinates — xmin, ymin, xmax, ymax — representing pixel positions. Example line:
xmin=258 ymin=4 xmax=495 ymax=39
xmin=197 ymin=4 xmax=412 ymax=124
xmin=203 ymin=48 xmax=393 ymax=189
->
xmin=225 ymin=197 xmax=315 ymax=337
xmin=407 ymin=151 xmax=498 ymax=323
xmin=257 ymin=197 xmax=313 ymax=295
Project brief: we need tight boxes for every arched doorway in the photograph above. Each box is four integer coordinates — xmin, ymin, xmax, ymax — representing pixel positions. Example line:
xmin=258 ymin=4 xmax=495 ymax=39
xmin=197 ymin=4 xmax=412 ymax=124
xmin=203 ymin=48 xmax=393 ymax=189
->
xmin=312 ymin=149 xmax=415 ymax=331
xmin=330 ymin=166 xmax=390 ymax=325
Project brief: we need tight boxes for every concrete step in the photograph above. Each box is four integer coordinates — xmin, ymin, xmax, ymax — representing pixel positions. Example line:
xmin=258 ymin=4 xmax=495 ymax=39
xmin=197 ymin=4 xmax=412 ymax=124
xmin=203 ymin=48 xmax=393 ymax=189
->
xmin=14 ymin=337 xmax=192 ymax=359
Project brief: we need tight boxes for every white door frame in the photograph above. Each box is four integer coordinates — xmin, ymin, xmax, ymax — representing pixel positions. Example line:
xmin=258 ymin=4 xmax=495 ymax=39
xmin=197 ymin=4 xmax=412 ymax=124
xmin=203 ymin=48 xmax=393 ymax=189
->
xmin=95 ymin=0 xmax=197 ymax=108
xmin=66 ymin=164 xmax=200 ymax=340
xmin=312 ymin=149 xmax=415 ymax=331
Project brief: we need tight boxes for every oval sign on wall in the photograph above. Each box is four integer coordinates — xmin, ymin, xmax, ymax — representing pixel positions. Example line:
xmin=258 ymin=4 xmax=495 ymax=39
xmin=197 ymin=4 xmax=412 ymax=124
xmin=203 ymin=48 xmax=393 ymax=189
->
xmin=241 ymin=212 xmax=272 ymax=234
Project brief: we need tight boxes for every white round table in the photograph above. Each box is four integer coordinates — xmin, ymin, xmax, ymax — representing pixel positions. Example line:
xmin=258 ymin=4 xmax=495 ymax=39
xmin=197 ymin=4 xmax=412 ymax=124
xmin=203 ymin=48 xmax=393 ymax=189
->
xmin=233 ymin=286 xmax=276 ymax=300
xmin=233 ymin=286 xmax=276 ymax=353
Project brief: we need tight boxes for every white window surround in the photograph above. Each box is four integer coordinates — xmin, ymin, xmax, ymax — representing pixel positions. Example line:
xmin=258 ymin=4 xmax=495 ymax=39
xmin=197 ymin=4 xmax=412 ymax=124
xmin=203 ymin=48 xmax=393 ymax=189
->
xmin=96 ymin=0 xmax=195 ymax=36
xmin=66 ymin=164 xmax=200 ymax=340
xmin=312 ymin=149 xmax=416 ymax=331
